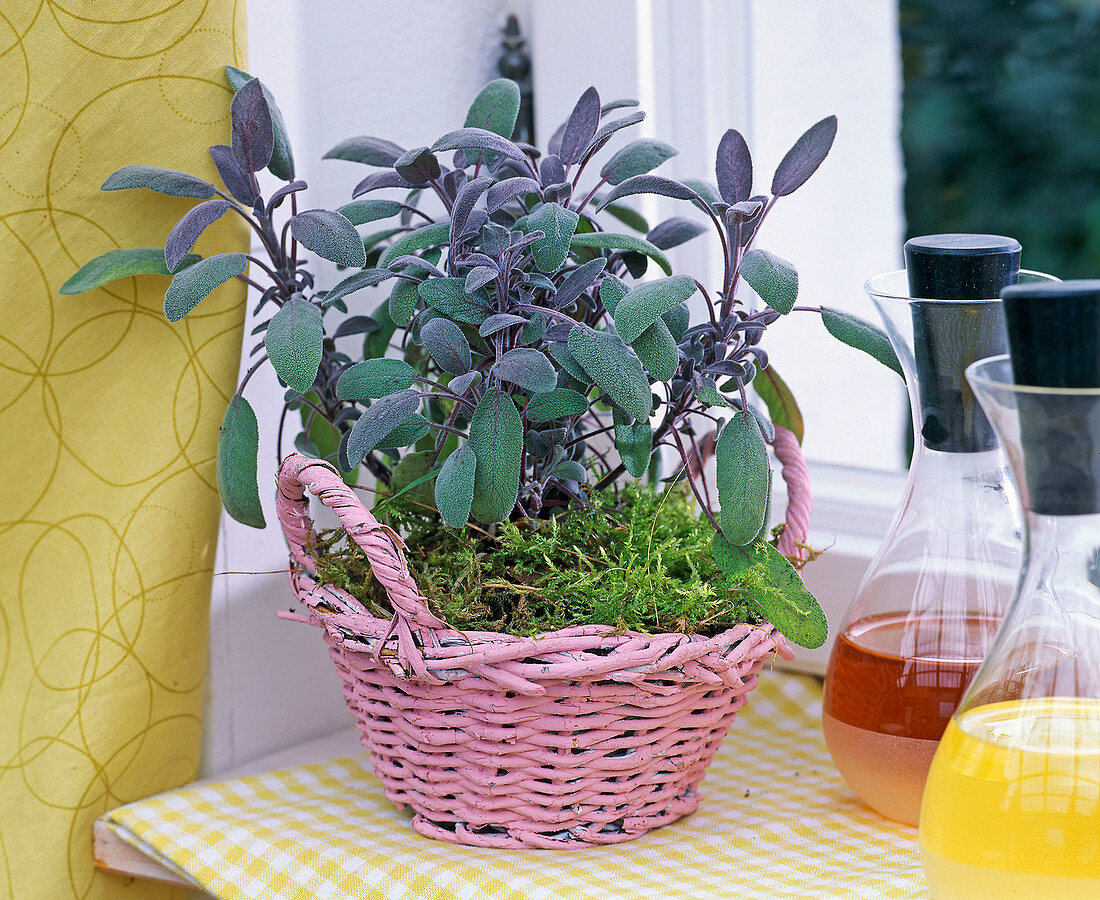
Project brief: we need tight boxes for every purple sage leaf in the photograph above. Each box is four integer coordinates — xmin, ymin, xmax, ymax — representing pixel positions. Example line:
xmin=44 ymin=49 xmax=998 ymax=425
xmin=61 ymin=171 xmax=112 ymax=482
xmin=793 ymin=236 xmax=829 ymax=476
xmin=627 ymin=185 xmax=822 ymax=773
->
xmin=230 ymin=78 xmax=274 ymax=173
xmin=432 ymin=128 xmax=527 ymax=163
xmin=597 ymin=174 xmax=699 ymax=210
xmin=558 ymin=86 xmax=601 ymax=166
xmin=165 ymin=199 xmax=231 ymax=271
xmin=352 ymin=170 xmax=415 ymax=198
xmin=266 ymin=179 xmax=307 ymax=216
xmin=486 ymin=176 xmax=540 ymax=212
xmin=770 ymin=115 xmax=838 ymax=197
xmin=451 ymin=176 xmax=494 ymax=237
xmin=716 ymin=129 xmax=753 ymax=204
xmin=394 ymin=146 xmax=442 ymax=186
xmin=209 ymin=145 xmax=255 ymax=205
xmin=323 ymin=135 xmax=405 ymax=167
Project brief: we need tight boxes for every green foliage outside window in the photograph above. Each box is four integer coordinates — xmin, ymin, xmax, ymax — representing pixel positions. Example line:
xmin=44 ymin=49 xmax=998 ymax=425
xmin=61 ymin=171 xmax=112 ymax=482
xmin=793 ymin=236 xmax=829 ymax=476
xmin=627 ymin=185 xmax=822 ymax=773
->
xmin=902 ymin=0 xmax=1100 ymax=278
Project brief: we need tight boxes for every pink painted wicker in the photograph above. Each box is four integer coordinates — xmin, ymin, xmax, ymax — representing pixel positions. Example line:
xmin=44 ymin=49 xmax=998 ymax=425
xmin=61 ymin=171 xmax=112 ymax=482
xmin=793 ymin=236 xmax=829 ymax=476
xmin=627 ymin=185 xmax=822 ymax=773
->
xmin=275 ymin=454 xmax=794 ymax=849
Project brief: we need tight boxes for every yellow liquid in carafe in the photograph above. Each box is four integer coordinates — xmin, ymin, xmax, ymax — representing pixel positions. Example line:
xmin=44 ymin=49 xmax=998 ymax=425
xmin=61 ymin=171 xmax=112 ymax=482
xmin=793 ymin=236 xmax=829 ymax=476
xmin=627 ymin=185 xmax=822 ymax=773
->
xmin=919 ymin=698 xmax=1100 ymax=899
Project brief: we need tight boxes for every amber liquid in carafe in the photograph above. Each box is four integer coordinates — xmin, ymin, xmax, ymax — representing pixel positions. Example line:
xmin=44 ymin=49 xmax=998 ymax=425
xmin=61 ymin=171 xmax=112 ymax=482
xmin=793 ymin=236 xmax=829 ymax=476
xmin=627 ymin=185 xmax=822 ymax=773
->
xmin=821 ymin=612 xmax=998 ymax=825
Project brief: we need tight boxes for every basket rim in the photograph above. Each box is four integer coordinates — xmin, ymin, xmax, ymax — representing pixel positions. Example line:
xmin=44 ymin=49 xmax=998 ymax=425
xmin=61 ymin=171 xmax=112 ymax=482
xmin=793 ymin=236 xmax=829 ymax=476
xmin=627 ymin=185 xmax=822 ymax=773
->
xmin=276 ymin=453 xmax=794 ymax=694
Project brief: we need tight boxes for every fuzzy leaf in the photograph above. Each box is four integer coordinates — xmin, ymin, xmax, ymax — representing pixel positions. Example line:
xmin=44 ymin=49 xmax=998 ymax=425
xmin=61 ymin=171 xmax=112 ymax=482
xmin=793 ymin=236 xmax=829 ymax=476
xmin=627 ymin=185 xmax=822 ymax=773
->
xmin=375 ymin=414 xmax=431 ymax=450
xmin=632 ymin=318 xmax=678 ymax=382
xmin=164 ymin=199 xmax=230 ymax=271
xmin=264 ymin=299 xmax=322 ymax=393
xmin=771 ymin=115 xmax=838 ymax=197
xmin=600 ymin=138 xmax=678 ymax=186
xmin=568 ymin=326 xmax=651 ymax=421
xmin=554 ymin=257 xmax=606 ymax=310
xmin=60 ymin=247 xmax=199 ymax=294
xmin=164 ymin=252 xmax=246 ymax=322
xmin=479 ymin=313 xmax=527 ymax=337
xmin=432 ymin=128 xmax=527 ymax=163
xmin=526 ymin=388 xmax=588 ymax=423
xmin=548 ymin=343 xmax=592 ymax=386
xmin=101 ymin=165 xmax=215 ymax=199
xmin=599 ymin=274 xmax=629 ymax=315
xmin=712 ymin=534 xmax=827 ymax=648
xmin=449 ymin=370 xmax=482 ymax=395
xmin=464 ymin=78 xmax=521 ymax=165
xmin=225 ymin=66 xmax=294 ymax=179
xmin=465 ymin=265 xmax=499 ymax=293
xmin=352 ymin=170 xmax=416 ymax=197
xmin=321 ymin=268 xmax=393 ymax=309
xmin=336 ymin=358 xmax=417 ymax=400
xmin=230 ymin=77 xmax=274 ymax=172
xmin=570 ymin=232 xmax=672 ymax=278
xmin=418 ymin=277 xmax=490 ymax=325
xmin=347 ymin=389 xmax=420 ymax=464
xmin=266 ymin=180 xmax=307 ymax=215
xmin=614 ymin=415 xmax=653 ymax=478
xmin=525 ymin=202 xmax=579 ymax=273
xmin=217 ymin=396 xmax=264 ymax=528
xmin=559 ymin=86 xmax=601 ymax=165
xmin=332 ymin=315 xmax=378 ymax=339
xmin=465 ymin=77 xmax=521 ymax=137
xmin=663 ymin=302 xmax=690 ymax=342
xmin=337 ymin=199 xmax=403 ymax=226
xmin=378 ymin=222 xmax=450 ymax=268
xmin=821 ymin=306 xmax=903 ymax=376
xmin=716 ymin=129 xmax=753 ymax=204
xmin=209 ymin=145 xmax=255 ymax=205
xmin=753 ymin=365 xmax=804 ymax=443
xmin=291 ymin=209 xmax=366 ymax=267
xmin=421 ymin=317 xmax=472 ymax=375
xmin=597 ymin=174 xmax=698 ymax=210
xmin=740 ymin=249 xmax=798 ymax=314
xmin=451 ymin=176 xmax=494 ymax=238
xmin=493 ymin=348 xmax=557 ymax=394
xmin=584 ymin=110 xmax=646 ymax=158
xmin=388 ymin=451 xmax=437 ymax=506
xmin=486 ymin=177 xmax=540 ymax=213
xmin=435 ymin=443 xmax=477 ymax=528
xmin=613 ymin=275 xmax=698 ymax=344
xmin=716 ymin=411 xmax=770 ymax=546
xmin=394 ymin=146 xmax=441 ymax=186
xmin=323 ymin=135 xmax=405 ymax=167
xmin=554 ymin=460 xmax=587 ymax=482
xmin=468 ymin=391 xmax=523 ymax=523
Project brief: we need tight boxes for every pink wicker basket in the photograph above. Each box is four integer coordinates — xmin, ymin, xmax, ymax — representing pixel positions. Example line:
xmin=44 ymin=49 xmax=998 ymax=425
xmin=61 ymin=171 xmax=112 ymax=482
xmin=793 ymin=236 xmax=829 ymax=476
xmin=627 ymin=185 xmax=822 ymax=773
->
xmin=275 ymin=454 xmax=794 ymax=849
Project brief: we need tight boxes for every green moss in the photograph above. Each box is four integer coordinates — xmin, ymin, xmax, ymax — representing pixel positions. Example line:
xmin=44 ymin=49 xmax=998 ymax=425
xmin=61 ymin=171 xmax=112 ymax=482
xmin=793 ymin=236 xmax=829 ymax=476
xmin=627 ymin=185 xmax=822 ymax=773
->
xmin=307 ymin=483 xmax=765 ymax=638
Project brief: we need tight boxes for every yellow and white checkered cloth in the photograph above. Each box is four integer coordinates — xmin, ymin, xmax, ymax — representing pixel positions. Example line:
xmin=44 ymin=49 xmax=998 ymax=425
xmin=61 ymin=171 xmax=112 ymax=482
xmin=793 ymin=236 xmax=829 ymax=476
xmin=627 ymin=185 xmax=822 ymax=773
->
xmin=104 ymin=672 xmax=931 ymax=899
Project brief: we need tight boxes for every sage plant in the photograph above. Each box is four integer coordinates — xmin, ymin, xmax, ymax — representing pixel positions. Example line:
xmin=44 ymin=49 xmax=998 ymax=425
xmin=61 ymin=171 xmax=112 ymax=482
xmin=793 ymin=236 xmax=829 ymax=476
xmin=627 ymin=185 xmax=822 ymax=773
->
xmin=65 ymin=69 xmax=900 ymax=648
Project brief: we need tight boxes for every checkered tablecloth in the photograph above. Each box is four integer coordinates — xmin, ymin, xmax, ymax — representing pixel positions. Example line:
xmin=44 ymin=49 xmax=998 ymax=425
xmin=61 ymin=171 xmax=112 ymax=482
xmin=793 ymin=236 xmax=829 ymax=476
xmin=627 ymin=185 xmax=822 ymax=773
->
xmin=103 ymin=671 xmax=930 ymax=899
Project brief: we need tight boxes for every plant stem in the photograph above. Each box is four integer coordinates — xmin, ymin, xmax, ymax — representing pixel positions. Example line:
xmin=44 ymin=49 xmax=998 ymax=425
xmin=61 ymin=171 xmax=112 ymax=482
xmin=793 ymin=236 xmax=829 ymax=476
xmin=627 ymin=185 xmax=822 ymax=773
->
xmin=235 ymin=354 xmax=268 ymax=398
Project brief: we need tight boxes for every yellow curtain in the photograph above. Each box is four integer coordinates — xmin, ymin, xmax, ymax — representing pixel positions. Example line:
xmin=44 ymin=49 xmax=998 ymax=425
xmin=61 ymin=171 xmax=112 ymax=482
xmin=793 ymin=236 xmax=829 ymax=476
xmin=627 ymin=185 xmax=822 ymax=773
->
xmin=0 ymin=2 xmax=248 ymax=896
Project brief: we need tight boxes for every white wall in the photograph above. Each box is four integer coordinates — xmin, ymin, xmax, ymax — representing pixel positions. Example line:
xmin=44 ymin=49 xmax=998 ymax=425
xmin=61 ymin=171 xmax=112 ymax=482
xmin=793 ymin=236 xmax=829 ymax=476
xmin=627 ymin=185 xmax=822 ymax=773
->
xmin=206 ymin=0 xmax=909 ymax=773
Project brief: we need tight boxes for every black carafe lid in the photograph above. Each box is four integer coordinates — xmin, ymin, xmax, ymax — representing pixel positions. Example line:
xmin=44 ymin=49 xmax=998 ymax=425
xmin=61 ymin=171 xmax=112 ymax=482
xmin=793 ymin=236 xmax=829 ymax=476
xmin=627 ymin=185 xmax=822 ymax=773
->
xmin=904 ymin=234 xmax=1022 ymax=452
xmin=1001 ymin=280 xmax=1100 ymax=516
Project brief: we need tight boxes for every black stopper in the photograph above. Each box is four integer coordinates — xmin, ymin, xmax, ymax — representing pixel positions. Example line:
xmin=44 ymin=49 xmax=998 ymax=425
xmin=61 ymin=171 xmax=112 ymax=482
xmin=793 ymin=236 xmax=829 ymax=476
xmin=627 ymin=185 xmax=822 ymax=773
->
xmin=904 ymin=234 xmax=1022 ymax=452
xmin=905 ymin=234 xmax=1022 ymax=300
xmin=1001 ymin=280 xmax=1100 ymax=516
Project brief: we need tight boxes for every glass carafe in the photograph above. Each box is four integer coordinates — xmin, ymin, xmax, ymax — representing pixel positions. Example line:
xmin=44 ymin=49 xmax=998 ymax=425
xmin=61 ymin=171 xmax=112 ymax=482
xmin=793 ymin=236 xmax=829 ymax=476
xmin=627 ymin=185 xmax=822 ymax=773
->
xmin=822 ymin=267 xmax=1056 ymax=825
xmin=919 ymin=346 xmax=1100 ymax=897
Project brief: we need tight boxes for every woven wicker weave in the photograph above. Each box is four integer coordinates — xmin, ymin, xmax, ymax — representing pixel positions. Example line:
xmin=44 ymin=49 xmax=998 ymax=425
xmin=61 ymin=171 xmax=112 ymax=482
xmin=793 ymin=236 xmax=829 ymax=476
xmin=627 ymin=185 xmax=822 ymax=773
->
xmin=275 ymin=454 xmax=794 ymax=848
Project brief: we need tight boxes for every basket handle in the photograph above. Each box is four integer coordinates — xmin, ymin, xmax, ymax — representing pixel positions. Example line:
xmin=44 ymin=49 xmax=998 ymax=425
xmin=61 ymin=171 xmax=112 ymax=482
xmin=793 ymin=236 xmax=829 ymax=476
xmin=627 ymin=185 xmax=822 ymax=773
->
xmin=275 ymin=453 xmax=448 ymax=633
